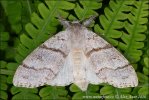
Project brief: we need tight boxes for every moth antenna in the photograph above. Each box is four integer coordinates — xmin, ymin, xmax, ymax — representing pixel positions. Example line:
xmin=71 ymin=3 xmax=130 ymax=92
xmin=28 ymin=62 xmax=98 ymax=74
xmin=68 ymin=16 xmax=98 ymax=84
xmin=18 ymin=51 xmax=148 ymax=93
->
xmin=57 ymin=16 xmax=70 ymax=28
xmin=82 ymin=15 xmax=98 ymax=27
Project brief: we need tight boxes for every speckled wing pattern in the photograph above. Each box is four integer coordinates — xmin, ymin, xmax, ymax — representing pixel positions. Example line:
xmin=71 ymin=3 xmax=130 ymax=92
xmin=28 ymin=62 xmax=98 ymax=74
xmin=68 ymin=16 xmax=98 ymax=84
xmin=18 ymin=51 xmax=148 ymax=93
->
xmin=84 ymin=30 xmax=138 ymax=88
xmin=13 ymin=31 xmax=72 ymax=87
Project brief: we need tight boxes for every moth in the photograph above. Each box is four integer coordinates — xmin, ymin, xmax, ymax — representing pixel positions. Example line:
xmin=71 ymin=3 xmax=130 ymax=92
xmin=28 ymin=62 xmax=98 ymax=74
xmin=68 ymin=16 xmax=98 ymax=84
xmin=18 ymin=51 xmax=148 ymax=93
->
xmin=13 ymin=16 xmax=138 ymax=91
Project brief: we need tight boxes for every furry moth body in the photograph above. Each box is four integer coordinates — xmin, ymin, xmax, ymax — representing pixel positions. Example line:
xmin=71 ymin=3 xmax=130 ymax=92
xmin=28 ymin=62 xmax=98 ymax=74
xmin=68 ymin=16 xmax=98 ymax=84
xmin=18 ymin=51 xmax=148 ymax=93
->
xmin=13 ymin=16 xmax=138 ymax=91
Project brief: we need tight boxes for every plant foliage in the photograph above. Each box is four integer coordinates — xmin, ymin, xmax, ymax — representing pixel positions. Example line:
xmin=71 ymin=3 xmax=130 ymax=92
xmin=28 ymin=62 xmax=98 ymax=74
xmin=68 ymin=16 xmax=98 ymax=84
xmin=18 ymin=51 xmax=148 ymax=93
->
xmin=0 ymin=0 xmax=148 ymax=99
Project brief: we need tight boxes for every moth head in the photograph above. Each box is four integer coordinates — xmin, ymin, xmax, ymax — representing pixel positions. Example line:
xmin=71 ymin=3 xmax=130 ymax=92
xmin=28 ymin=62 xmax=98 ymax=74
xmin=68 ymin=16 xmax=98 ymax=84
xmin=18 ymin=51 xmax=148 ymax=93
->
xmin=58 ymin=15 xmax=97 ymax=44
xmin=58 ymin=15 xmax=97 ymax=29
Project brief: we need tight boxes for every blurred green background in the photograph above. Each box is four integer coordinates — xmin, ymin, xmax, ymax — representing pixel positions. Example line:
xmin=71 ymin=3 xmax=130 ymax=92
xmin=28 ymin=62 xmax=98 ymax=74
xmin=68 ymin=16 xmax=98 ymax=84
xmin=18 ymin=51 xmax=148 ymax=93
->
xmin=0 ymin=0 xmax=148 ymax=100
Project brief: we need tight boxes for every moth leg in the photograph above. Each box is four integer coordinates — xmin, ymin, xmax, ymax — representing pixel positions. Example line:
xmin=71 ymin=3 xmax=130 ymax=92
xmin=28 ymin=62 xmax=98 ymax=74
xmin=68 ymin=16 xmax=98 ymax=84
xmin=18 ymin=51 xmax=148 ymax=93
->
xmin=82 ymin=15 xmax=97 ymax=27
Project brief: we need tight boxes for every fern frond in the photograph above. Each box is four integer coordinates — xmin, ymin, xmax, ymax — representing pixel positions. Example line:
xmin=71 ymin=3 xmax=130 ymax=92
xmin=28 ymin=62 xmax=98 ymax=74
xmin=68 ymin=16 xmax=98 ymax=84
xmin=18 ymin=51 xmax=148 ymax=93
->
xmin=74 ymin=0 xmax=102 ymax=20
xmin=119 ymin=1 xmax=148 ymax=63
xmin=1 ymin=1 xmax=22 ymax=34
xmin=94 ymin=0 xmax=135 ymax=46
xmin=20 ymin=0 xmax=39 ymax=28
xmin=15 ymin=1 xmax=75 ymax=63
xmin=0 ymin=0 xmax=38 ymax=34
xmin=94 ymin=0 xmax=148 ymax=63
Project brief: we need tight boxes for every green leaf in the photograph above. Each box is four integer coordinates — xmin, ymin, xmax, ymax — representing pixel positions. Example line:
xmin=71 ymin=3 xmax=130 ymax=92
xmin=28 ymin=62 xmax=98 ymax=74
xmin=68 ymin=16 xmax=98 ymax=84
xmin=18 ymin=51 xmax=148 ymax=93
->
xmin=0 ymin=69 xmax=14 ymax=75
xmin=11 ymin=86 xmax=38 ymax=95
xmin=0 ymin=75 xmax=7 ymax=83
xmin=143 ymin=67 xmax=149 ymax=75
xmin=25 ymin=23 xmax=38 ymax=39
xmin=0 ymin=62 xmax=17 ymax=76
xmin=46 ymin=1 xmax=75 ymax=10
xmin=7 ymin=76 xmax=13 ymax=84
xmin=80 ymin=0 xmax=102 ymax=9
xmin=87 ymin=84 xmax=99 ymax=92
xmin=39 ymin=86 xmax=53 ymax=97
xmin=0 ymin=32 xmax=9 ymax=50
xmin=39 ymin=86 xmax=68 ymax=99
xmin=100 ymin=86 xmax=133 ymax=100
xmin=131 ymin=87 xmax=140 ymax=95
xmin=94 ymin=0 xmax=132 ymax=46
xmin=0 ymin=60 xmax=7 ymax=68
xmin=68 ymin=14 xmax=78 ymax=21
xmin=0 ymin=90 xmax=8 ymax=99
xmin=20 ymin=34 xmax=34 ymax=49
xmin=0 ymin=83 xmax=8 ymax=90
xmin=72 ymin=92 xmax=86 ymax=100
xmin=74 ymin=0 xmax=101 ymax=20
xmin=6 ymin=63 xmax=19 ymax=70
xmin=100 ymin=86 xmax=115 ymax=95
xmin=70 ymin=84 xmax=81 ymax=92
xmin=11 ymin=87 xmax=22 ymax=95
xmin=0 ymin=32 xmax=9 ymax=41
xmin=0 ymin=41 xmax=8 ymax=50
xmin=138 ymin=87 xmax=149 ymax=96
xmin=12 ymin=92 xmax=40 ymax=100
xmin=116 ymin=88 xmax=132 ymax=94
xmin=17 ymin=44 xmax=30 ymax=57
xmin=137 ymin=72 xmax=148 ymax=83
xmin=5 ymin=47 xmax=16 ymax=60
